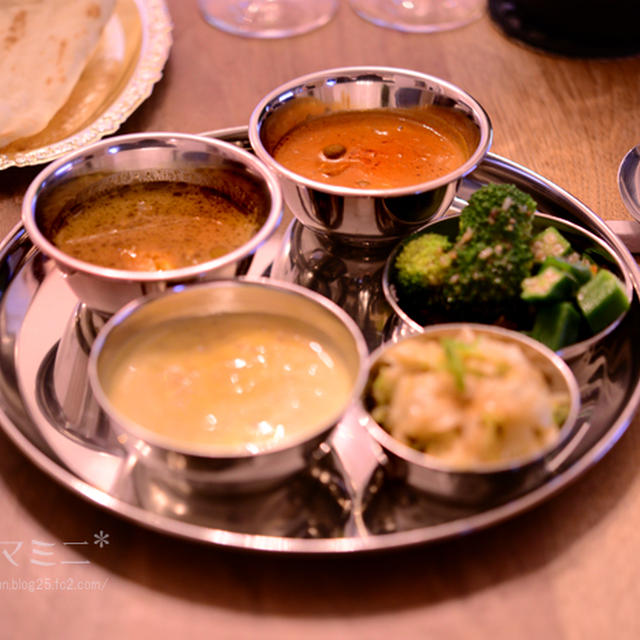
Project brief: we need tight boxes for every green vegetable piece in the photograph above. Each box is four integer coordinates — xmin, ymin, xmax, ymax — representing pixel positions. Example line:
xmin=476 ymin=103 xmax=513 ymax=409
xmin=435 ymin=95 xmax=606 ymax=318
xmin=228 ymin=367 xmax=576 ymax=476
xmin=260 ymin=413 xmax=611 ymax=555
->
xmin=370 ymin=367 xmax=394 ymax=407
xmin=444 ymin=184 xmax=536 ymax=311
xmin=530 ymin=302 xmax=581 ymax=351
xmin=394 ymin=232 xmax=453 ymax=295
xmin=575 ymin=252 xmax=599 ymax=274
xmin=521 ymin=265 xmax=577 ymax=303
xmin=532 ymin=227 xmax=572 ymax=262
xmin=459 ymin=183 xmax=536 ymax=242
xmin=576 ymin=269 xmax=630 ymax=333
xmin=541 ymin=255 xmax=593 ymax=285
xmin=552 ymin=396 xmax=570 ymax=426
xmin=441 ymin=338 xmax=466 ymax=392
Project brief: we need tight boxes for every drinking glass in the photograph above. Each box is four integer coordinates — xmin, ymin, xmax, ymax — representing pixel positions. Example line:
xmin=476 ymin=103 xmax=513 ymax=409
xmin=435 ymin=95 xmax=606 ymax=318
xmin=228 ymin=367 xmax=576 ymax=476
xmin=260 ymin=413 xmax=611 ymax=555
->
xmin=349 ymin=0 xmax=484 ymax=33
xmin=198 ymin=0 xmax=338 ymax=38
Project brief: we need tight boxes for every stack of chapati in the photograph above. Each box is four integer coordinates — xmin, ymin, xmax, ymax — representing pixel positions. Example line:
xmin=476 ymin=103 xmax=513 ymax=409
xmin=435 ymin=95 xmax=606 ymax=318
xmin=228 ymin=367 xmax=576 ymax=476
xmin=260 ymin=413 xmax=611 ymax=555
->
xmin=0 ymin=0 xmax=116 ymax=149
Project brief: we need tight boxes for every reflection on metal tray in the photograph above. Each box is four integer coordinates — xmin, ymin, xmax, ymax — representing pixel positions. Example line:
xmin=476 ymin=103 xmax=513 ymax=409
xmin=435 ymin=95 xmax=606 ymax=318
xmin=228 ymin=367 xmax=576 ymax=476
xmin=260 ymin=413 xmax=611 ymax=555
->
xmin=0 ymin=127 xmax=639 ymax=554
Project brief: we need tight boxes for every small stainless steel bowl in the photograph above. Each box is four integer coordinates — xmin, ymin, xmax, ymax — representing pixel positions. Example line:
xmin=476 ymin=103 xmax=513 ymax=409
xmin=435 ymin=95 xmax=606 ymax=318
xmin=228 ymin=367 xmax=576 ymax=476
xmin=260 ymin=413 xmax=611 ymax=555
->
xmin=22 ymin=132 xmax=283 ymax=314
xmin=248 ymin=66 xmax=492 ymax=244
xmin=361 ymin=323 xmax=582 ymax=505
xmin=383 ymin=212 xmax=634 ymax=361
xmin=87 ymin=279 xmax=368 ymax=493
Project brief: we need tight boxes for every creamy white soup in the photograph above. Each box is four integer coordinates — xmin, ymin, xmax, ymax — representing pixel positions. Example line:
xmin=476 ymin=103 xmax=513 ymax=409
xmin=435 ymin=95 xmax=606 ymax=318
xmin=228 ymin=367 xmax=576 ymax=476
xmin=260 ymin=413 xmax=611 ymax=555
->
xmin=101 ymin=312 xmax=354 ymax=453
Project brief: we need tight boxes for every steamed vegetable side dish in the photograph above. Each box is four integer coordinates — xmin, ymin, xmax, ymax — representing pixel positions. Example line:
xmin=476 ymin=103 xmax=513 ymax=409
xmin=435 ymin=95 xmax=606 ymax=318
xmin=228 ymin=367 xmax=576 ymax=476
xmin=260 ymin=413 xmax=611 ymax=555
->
xmin=367 ymin=328 xmax=570 ymax=467
xmin=392 ymin=183 xmax=630 ymax=350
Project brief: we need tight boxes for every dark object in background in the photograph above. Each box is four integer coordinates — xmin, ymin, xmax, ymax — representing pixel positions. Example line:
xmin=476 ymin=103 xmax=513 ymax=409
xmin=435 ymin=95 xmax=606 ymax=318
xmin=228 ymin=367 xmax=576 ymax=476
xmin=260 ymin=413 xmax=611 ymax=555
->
xmin=489 ymin=0 xmax=640 ymax=58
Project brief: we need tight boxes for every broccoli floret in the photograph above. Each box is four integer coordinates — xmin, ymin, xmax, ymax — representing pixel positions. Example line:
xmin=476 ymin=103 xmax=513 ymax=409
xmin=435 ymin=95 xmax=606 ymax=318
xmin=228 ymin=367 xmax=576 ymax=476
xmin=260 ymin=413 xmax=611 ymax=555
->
xmin=444 ymin=239 xmax=533 ymax=307
xmin=392 ymin=184 xmax=539 ymax=325
xmin=459 ymin=182 xmax=537 ymax=241
xmin=444 ymin=184 xmax=536 ymax=315
xmin=393 ymin=232 xmax=453 ymax=296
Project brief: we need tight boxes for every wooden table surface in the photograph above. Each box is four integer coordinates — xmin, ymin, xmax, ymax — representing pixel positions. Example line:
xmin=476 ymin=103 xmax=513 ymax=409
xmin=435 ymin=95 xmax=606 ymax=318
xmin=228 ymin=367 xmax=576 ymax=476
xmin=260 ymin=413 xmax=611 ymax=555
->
xmin=2 ymin=2 xmax=640 ymax=638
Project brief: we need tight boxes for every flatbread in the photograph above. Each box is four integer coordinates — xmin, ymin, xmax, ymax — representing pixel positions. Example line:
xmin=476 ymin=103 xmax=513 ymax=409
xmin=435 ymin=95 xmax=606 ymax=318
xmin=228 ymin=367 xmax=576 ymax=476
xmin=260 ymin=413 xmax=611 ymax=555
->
xmin=0 ymin=0 xmax=116 ymax=148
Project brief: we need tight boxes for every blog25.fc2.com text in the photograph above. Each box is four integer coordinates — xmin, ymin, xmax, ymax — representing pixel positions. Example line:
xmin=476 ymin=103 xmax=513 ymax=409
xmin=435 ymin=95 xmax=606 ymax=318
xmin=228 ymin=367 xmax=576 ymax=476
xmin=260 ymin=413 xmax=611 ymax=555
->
xmin=0 ymin=576 xmax=109 ymax=593
xmin=0 ymin=530 xmax=110 ymax=593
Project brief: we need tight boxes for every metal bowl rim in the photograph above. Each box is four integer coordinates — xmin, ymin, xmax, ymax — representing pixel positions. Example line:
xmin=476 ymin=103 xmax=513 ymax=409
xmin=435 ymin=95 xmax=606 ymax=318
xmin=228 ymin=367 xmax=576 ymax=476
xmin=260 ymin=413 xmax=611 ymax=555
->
xmin=362 ymin=322 xmax=582 ymax=476
xmin=248 ymin=65 xmax=493 ymax=198
xmin=21 ymin=132 xmax=283 ymax=283
xmin=382 ymin=211 xmax=634 ymax=358
xmin=87 ymin=277 xmax=370 ymax=460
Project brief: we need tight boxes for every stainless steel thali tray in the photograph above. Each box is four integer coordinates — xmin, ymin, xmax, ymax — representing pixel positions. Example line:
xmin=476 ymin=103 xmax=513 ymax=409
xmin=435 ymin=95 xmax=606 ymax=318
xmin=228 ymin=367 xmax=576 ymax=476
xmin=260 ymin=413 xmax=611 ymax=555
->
xmin=0 ymin=126 xmax=639 ymax=554
xmin=0 ymin=0 xmax=172 ymax=170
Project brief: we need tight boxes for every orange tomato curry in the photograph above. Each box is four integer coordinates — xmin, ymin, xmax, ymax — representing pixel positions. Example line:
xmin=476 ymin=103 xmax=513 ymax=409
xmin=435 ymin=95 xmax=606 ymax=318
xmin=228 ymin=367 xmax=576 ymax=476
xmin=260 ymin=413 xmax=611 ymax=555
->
xmin=272 ymin=107 xmax=478 ymax=190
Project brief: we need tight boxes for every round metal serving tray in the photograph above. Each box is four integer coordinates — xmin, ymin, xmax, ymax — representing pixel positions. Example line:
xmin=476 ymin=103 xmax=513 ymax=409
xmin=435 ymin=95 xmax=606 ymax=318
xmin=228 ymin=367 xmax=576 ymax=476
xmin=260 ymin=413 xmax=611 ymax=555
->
xmin=1 ymin=126 xmax=639 ymax=554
